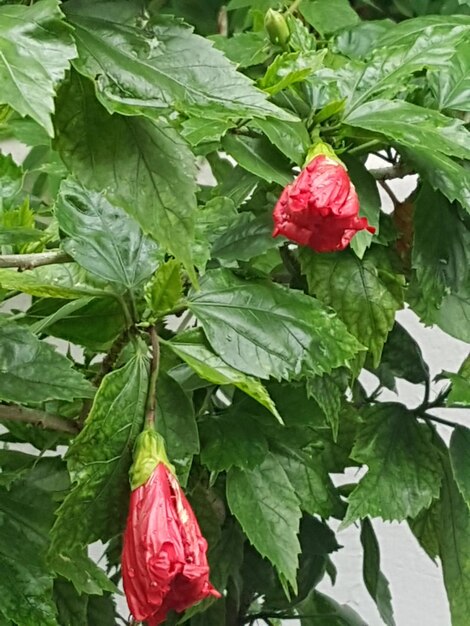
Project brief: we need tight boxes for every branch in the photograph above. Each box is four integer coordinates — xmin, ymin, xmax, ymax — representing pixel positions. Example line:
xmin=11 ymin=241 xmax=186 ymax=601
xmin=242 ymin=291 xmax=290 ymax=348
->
xmin=0 ymin=404 xmax=79 ymax=434
xmin=0 ymin=250 xmax=71 ymax=269
xmin=145 ymin=327 xmax=161 ymax=428
xmin=369 ymin=164 xmax=414 ymax=180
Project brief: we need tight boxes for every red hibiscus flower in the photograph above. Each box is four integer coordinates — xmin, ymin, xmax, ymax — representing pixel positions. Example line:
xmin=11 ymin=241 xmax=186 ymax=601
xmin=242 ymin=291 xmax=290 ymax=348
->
xmin=122 ymin=431 xmax=220 ymax=626
xmin=273 ymin=154 xmax=375 ymax=252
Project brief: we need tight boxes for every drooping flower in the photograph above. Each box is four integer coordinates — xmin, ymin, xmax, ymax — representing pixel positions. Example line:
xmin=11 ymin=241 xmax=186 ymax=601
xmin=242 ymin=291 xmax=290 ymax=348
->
xmin=122 ymin=430 xmax=220 ymax=626
xmin=273 ymin=153 xmax=375 ymax=253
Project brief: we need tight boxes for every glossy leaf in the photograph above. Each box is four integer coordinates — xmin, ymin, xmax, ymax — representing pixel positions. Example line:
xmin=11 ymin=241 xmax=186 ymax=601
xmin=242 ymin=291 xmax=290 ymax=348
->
xmin=299 ymin=590 xmax=368 ymax=625
xmin=50 ymin=356 xmax=148 ymax=553
xmin=0 ymin=0 xmax=76 ymax=136
xmin=432 ymin=40 xmax=470 ymax=111
xmin=181 ymin=118 xmax=234 ymax=147
xmin=188 ymin=269 xmax=362 ymax=381
xmin=260 ymin=50 xmax=326 ymax=95
xmin=226 ymin=452 xmax=301 ymax=593
xmin=65 ymin=2 xmax=292 ymax=121
xmin=192 ymin=197 xmax=239 ymax=270
xmin=0 ymin=323 xmax=94 ymax=404
xmin=361 ymin=518 xmax=396 ymax=626
xmin=50 ymin=548 xmax=116 ymax=597
xmin=211 ymin=32 xmax=271 ymax=68
xmin=56 ymin=179 xmax=159 ymax=289
xmin=251 ymin=117 xmax=310 ymax=165
xmin=167 ymin=329 xmax=281 ymax=420
xmin=144 ymin=259 xmax=183 ymax=319
xmin=307 ymin=374 xmax=344 ymax=440
xmin=450 ymin=426 xmax=470 ymax=508
xmin=55 ymin=73 xmax=197 ymax=272
xmin=343 ymin=404 xmax=442 ymax=525
xmin=300 ymin=0 xmax=360 ymax=36
xmin=301 ymin=248 xmax=404 ymax=367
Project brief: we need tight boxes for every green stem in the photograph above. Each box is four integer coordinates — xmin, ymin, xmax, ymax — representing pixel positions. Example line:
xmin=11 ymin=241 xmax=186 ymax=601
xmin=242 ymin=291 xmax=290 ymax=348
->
xmin=285 ymin=0 xmax=303 ymax=15
xmin=348 ymin=139 xmax=382 ymax=155
xmin=421 ymin=413 xmax=460 ymax=429
xmin=145 ymin=326 xmax=160 ymax=428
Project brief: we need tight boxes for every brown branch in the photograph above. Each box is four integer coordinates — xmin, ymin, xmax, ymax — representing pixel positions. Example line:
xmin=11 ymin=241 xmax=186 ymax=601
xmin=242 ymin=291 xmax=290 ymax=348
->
xmin=369 ymin=164 xmax=414 ymax=180
xmin=0 ymin=404 xmax=80 ymax=434
xmin=0 ymin=250 xmax=71 ymax=269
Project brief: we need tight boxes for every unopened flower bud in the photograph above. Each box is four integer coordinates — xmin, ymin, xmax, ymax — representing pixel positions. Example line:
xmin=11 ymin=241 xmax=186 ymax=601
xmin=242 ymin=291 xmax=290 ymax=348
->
xmin=264 ymin=9 xmax=290 ymax=47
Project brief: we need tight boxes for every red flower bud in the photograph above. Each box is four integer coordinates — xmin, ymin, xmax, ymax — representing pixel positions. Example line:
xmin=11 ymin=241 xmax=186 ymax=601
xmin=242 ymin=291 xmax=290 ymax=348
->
xmin=122 ymin=431 xmax=220 ymax=625
xmin=273 ymin=155 xmax=375 ymax=253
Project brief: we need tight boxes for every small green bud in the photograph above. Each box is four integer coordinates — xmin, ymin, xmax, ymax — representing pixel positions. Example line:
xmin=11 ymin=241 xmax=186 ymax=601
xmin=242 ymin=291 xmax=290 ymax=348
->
xmin=305 ymin=141 xmax=343 ymax=167
xmin=129 ymin=428 xmax=174 ymax=490
xmin=264 ymin=9 xmax=290 ymax=47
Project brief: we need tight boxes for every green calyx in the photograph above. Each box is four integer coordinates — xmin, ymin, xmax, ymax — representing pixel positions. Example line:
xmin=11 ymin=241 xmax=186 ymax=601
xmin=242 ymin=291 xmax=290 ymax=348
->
xmin=264 ymin=9 xmax=290 ymax=47
xmin=304 ymin=141 xmax=343 ymax=167
xmin=129 ymin=428 xmax=174 ymax=490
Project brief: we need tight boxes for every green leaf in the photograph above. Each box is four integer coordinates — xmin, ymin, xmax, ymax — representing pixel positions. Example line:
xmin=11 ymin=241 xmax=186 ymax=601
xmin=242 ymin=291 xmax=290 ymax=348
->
xmin=188 ymin=269 xmax=362 ymax=381
xmin=192 ymin=197 xmax=239 ymax=270
xmin=300 ymin=0 xmax=360 ymax=36
xmin=432 ymin=40 xmax=470 ymax=111
xmin=345 ymin=100 xmax=470 ymax=161
xmin=144 ymin=259 xmax=183 ymax=319
xmin=50 ymin=356 xmax=148 ymax=553
xmin=0 ymin=323 xmax=94 ymax=404
xmin=307 ymin=374 xmax=344 ymax=440
xmin=260 ymin=50 xmax=326 ymax=95
xmin=49 ymin=549 xmax=116 ymax=597
xmin=298 ymin=590 xmax=368 ymax=625
xmin=412 ymin=185 xmax=470 ymax=313
xmin=226 ymin=452 xmax=301 ymax=593
xmin=450 ymin=426 xmax=470 ymax=508
xmin=222 ymin=134 xmax=293 ymax=186
xmin=343 ymin=404 xmax=442 ymax=525
xmin=65 ymin=3 xmax=292 ymax=121
xmin=211 ymin=32 xmax=272 ymax=68
xmin=438 ymin=457 xmax=470 ymax=626
xmin=447 ymin=355 xmax=470 ymax=406
xmin=0 ymin=0 xmax=76 ymax=136
xmin=0 ymin=153 xmax=23 ymax=208
xmin=0 ymin=227 xmax=42 ymax=246
xmin=155 ymin=372 xmax=199 ymax=484
xmin=0 ymin=449 xmax=41 ymax=489
xmin=211 ymin=166 xmax=259 ymax=208
xmin=276 ymin=447 xmax=342 ymax=518
xmin=181 ymin=118 xmax=234 ymax=147
xmin=199 ymin=412 xmax=269 ymax=471
xmin=334 ymin=20 xmax=393 ymax=60
xmin=360 ymin=518 xmax=396 ymax=626
xmin=0 ymin=479 xmax=57 ymax=626
xmin=251 ymin=117 xmax=310 ymax=165
xmin=56 ymin=179 xmax=159 ymax=290
xmin=300 ymin=248 xmax=404 ymax=368
xmin=342 ymin=156 xmax=381 ymax=258
xmin=211 ymin=212 xmax=282 ymax=263
xmin=408 ymin=499 xmax=441 ymax=561
xmin=53 ymin=578 xmax=88 ymax=626
xmin=423 ymin=284 xmax=470 ymax=342
xmin=55 ymin=73 xmax=197 ymax=273
xmin=87 ymin=594 xmax=116 ymax=626
xmin=167 ymin=329 xmax=281 ymax=420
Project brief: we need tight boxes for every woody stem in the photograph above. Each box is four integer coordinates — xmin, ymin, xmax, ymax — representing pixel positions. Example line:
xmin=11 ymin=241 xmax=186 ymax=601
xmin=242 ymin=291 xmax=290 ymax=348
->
xmin=145 ymin=326 xmax=160 ymax=428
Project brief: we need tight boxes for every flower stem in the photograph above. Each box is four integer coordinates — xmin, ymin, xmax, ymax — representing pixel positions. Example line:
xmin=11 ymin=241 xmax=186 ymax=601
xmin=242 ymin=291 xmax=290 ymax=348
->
xmin=285 ymin=0 xmax=303 ymax=15
xmin=145 ymin=326 xmax=160 ymax=428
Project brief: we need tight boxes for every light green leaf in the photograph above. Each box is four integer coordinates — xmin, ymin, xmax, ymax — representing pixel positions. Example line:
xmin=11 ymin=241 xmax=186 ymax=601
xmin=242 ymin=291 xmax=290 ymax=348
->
xmin=0 ymin=227 xmax=42 ymax=246
xmin=199 ymin=412 xmax=269 ymax=472
xmin=301 ymin=248 xmax=404 ymax=367
xmin=50 ymin=356 xmax=148 ymax=553
xmin=211 ymin=32 xmax=271 ymax=68
xmin=361 ymin=518 xmax=396 ymax=626
xmin=55 ymin=72 xmax=197 ymax=273
xmin=251 ymin=117 xmax=310 ymax=165
xmin=226 ymin=452 xmax=301 ymax=593
xmin=188 ymin=269 xmax=362 ymax=381
xmin=56 ymin=179 xmax=159 ymax=289
xmin=167 ymin=329 xmax=281 ymax=420
xmin=260 ymin=50 xmax=326 ymax=95
xmin=432 ymin=40 xmax=470 ymax=112
xmin=439 ymin=458 xmax=470 ymax=626
xmin=345 ymin=100 xmax=470 ymax=161
xmin=447 ymin=355 xmax=470 ymax=406
xmin=65 ymin=3 xmax=292 ymax=121
xmin=300 ymin=0 xmax=360 ymax=36
xmin=343 ymin=404 xmax=442 ymax=526
xmin=0 ymin=153 xmax=23 ymax=208
xmin=181 ymin=118 xmax=234 ymax=147
xmin=144 ymin=259 xmax=183 ymax=319
xmin=211 ymin=212 xmax=282 ymax=263
xmin=450 ymin=426 xmax=470 ymax=509
xmin=0 ymin=0 xmax=76 ymax=136
xmin=298 ymin=590 xmax=368 ymax=625
xmin=222 ymin=134 xmax=293 ymax=186
xmin=0 ymin=323 xmax=94 ymax=404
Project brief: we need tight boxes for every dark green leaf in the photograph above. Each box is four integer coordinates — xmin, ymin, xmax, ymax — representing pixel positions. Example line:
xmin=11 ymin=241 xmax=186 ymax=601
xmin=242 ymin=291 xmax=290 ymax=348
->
xmin=432 ymin=40 xmax=470 ymax=111
xmin=199 ymin=412 xmax=269 ymax=472
xmin=423 ymin=283 xmax=470 ymax=342
xmin=0 ymin=323 xmax=94 ymax=403
xmin=0 ymin=0 xmax=76 ymax=136
xmin=222 ymin=134 xmax=293 ymax=186
xmin=360 ymin=518 xmax=395 ymax=626
xmin=192 ymin=197 xmax=239 ymax=270
xmin=334 ymin=20 xmax=393 ymax=60
xmin=0 ymin=153 xmax=23 ymax=208
xmin=144 ymin=259 xmax=183 ymax=319
xmin=260 ymin=50 xmax=326 ymax=95
xmin=55 ymin=73 xmax=197 ymax=273
xmin=408 ymin=499 xmax=441 ymax=561
xmin=251 ymin=117 xmax=310 ymax=165
xmin=450 ymin=426 xmax=470 ymax=508
xmin=301 ymin=248 xmax=404 ymax=367
xmin=56 ymin=179 xmax=159 ymax=289
xmin=211 ymin=32 xmax=271 ymax=68
xmin=0 ymin=449 xmax=41 ymax=488
xmin=211 ymin=166 xmax=259 ymax=208
xmin=87 ymin=594 xmax=116 ymax=626
xmin=343 ymin=404 xmax=442 ymax=525
xmin=447 ymin=355 xmax=470 ymax=406
xmin=307 ymin=374 xmax=344 ymax=440
xmin=226 ymin=452 xmax=301 ymax=593
xmin=53 ymin=578 xmax=88 ymax=626
xmin=167 ymin=329 xmax=280 ymax=419
xmin=181 ymin=118 xmax=234 ymax=147
xmin=49 ymin=548 xmax=116 ymax=596
xmin=300 ymin=0 xmax=360 ymax=36
xmin=65 ymin=3 xmax=292 ymax=121
xmin=298 ymin=590 xmax=368 ymax=625
xmin=188 ymin=269 xmax=362 ymax=381
xmin=50 ymin=355 xmax=148 ymax=553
